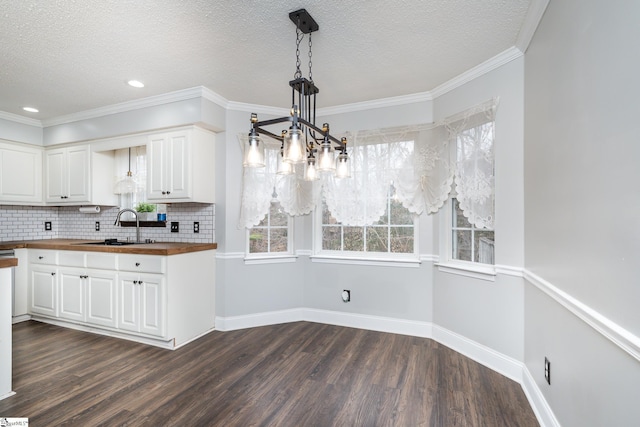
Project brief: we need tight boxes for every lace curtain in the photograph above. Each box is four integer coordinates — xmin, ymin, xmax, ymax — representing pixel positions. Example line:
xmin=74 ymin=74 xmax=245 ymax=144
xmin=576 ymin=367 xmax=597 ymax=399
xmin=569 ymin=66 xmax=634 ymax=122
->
xmin=446 ymin=99 xmax=497 ymax=229
xmin=239 ymin=99 xmax=497 ymax=229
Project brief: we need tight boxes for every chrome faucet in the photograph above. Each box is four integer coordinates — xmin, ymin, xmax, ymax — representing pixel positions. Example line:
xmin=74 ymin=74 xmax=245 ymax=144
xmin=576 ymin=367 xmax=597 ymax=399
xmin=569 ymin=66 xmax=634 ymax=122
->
xmin=114 ymin=208 xmax=141 ymax=243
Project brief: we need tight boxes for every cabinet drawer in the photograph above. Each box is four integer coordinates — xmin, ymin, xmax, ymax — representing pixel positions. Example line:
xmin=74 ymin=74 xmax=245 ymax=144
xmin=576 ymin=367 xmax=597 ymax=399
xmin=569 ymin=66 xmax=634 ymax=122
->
xmin=29 ymin=250 xmax=58 ymax=265
xmin=119 ymin=255 xmax=165 ymax=274
xmin=87 ymin=253 xmax=118 ymax=270
xmin=58 ymin=251 xmax=86 ymax=267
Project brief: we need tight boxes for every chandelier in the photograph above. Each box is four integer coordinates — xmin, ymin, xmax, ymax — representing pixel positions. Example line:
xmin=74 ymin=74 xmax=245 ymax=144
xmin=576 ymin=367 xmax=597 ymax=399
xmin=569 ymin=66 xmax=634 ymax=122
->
xmin=243 ymin=9 xmax=350 ymax=180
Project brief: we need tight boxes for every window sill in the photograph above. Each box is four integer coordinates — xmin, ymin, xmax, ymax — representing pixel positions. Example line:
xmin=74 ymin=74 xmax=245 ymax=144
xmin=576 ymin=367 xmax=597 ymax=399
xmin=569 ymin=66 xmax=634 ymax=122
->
xmin=311 ymin=254 xmax=421 ymax=268
xmin=435 ymin=261 xmax=496 ymax=281
xmin=244 ymin=254 xmax=298 ymax=265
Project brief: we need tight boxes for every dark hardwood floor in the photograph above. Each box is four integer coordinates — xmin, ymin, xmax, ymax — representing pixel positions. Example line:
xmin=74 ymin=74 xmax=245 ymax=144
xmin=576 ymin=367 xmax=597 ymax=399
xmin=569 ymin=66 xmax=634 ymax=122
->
xmin=0 ymin=321 xmax=539 ymax=426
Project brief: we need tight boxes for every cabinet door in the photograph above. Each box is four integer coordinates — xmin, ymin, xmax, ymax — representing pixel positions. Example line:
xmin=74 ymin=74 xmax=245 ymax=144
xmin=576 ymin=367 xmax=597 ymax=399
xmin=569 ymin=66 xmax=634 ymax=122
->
xmin=147 ymin=135 xmax=167 ymax=200
xmin=0 ymin=143 xmax=43 ymax=204
xmin=139 ymin=274 xmax=165 ymax=337
xmin=86 ymin=270 xmax=117 ymax=328
xmin=147 ymin=131 xmax=191 ymax=201
xmin=166 ymin=133 xmax=190 ymax=199
xmin=118 ymin=275 xmax=140 ymax=333
xmin=45 ymin=145 xmax=90 ymax=203
xmin=30 ymin=267 xmax=57 ymax=317
xmin=58 ymin=268 xmax=85 ymax=322
xmin=66 ymin=145 xmax=90 ymax=202
xmin=45 ymin=148 xmax=67 ymax=202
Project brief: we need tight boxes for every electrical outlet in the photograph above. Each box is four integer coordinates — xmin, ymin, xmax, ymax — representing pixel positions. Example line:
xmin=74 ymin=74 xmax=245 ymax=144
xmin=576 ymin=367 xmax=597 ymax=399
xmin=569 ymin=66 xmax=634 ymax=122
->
xmin=194 ymin=222 xmax=200 ymax=233
xmin=95 ymin=221 xmax=100 ymax=231
xmin=45 ymin=221 xmax=52 ymax=231
xmin=544 ymin=357 xmax=551 ymax=385
xmin=171 ymin=222 xmax=179 ymax=233
xmin=342 ymin=289 xmax=351 ymax=302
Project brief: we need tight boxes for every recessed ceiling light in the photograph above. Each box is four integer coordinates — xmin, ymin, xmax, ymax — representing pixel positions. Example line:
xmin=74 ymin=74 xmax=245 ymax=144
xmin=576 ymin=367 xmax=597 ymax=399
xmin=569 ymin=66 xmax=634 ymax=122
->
xmin=127 ymin=80 xmax=145 ymax=88
xmin=23 ymin=107 xmax=39 ymax=113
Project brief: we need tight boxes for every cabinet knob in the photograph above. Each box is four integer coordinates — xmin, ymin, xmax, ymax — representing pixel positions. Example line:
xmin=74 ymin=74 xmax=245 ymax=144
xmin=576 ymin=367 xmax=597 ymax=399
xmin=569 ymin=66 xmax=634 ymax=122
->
xmin=162 ymin=191 xmax=166 ymax=195
xmin=138 ymin=281 xmax=143 ymax=285
xmin=135 ymin=262 xmax=140 ymax=267
xmin=38 ymin=256 xmax=44 ymax=259
xmin=166 ymin=191 xmax=171 ymax=195
xmin=133 ymin=280 xmax=138 ymax=284
xmin=51 ymin=272 xmax=55 ymax=276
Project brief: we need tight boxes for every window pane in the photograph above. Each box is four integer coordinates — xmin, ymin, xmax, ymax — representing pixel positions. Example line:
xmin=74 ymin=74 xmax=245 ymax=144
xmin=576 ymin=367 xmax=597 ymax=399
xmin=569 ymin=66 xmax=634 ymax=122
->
xmin=366 ymin=227 xmax=388 ymax=252
xmin=391 ymin=227 xmax=414 ymax=253
xmin=390 ymin=198 xmax=413 ymax=225
xmin=256 ymin=214 xmax=269 ymax=227
xmin=322 ymin=226 xmax=342 ymax=250
xmin=249 ymin=229 xmax=268 ymax=253
xmin=269 ymin=228 xmax=289 ymax=253
xmin=270 ymin=203 xmax=288 ymax=226
xmin=322 ymin=201 xmax=338 ymax=224
xmin=453 ymin=230 xmax=472 ymax=261
xmin=453 ymin=198 xmax=469 ymax=228
xmin=475 ymin=230 xmax=495 ymax=264
xmin=343 ymin=227 xmax=364 ymax=251
xmin=374 ymin=210 xmax=389 ymax=225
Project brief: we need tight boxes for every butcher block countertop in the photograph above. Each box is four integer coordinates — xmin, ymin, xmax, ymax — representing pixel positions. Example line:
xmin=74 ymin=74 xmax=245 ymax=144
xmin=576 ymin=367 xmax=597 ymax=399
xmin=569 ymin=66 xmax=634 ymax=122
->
xmin=0 ymin=239 xmax=217 ymax=256
xmin=0 ymin=258 xmax=18 ymax=269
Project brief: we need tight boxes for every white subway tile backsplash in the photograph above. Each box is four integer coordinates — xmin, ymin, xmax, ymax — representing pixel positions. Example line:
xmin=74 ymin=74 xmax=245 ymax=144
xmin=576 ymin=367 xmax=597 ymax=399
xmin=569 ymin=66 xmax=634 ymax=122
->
xmin=0 ymin=203 xmax=215 ymax=243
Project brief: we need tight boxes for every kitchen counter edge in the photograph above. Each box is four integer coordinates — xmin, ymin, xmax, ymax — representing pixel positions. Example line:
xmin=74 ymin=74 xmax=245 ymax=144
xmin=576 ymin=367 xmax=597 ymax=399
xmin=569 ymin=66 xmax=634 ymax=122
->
xmin=0 ymin=239 xmax=217 ymax=256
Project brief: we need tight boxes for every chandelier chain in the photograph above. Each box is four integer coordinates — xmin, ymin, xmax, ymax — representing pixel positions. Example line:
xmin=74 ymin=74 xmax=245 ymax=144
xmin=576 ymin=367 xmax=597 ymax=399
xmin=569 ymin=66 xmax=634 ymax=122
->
xmin=308 ymin=32 xmax=313 ymax=82
xmin=294 ymin=21 xmax=303 ymax=79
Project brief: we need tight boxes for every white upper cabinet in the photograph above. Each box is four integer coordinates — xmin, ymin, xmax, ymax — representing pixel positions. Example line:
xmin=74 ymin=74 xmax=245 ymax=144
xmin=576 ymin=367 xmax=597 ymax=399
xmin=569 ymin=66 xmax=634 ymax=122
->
xmin=45 ymin=145 xmax=90 ymax=203
xmin=0 ymin=141 xmax=43 ymax=204
xmin=147 ymin=126 xmax=215 ymax=203
xmin=44 ymin=144 xmax=117 ymax=206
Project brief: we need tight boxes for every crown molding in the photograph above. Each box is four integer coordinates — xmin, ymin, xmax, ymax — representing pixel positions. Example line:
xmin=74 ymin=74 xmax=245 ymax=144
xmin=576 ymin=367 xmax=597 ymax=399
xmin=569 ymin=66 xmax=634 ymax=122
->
xmin=0 ymin=110 xmax=42 ymax=127
xmin=2 ymin=36 xmax=539 ymax=129
xmin=226 ymin=101 xmax=290 ymax=117
xmin=318 ymin=91 xmax=433 ymax=116
xmin=200 ymin=86 xmax=230 ymax=108
xmin=430 ymin=46 xmax=523 ymax=99
xmin=41 ymin=86 xmax=227 ymax=127
xmin=515 ymin=0 xmax=550 ymax=53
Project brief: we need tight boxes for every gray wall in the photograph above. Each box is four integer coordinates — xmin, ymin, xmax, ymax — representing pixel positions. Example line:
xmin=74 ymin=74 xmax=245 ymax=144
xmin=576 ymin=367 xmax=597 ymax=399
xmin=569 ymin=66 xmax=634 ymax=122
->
xmin=524 ymin=0 xmax=640 ymax=425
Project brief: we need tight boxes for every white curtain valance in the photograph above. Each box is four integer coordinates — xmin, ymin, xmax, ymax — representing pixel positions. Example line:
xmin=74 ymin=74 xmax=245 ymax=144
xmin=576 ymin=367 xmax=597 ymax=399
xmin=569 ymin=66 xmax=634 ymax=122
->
xmin=239 ymin=98 xmax=497 ymax=229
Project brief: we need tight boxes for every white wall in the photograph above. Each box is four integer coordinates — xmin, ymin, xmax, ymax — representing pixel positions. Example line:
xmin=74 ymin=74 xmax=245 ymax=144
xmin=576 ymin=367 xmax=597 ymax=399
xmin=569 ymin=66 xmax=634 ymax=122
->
xmin=524 ymin=0 xmax=640 ymax=425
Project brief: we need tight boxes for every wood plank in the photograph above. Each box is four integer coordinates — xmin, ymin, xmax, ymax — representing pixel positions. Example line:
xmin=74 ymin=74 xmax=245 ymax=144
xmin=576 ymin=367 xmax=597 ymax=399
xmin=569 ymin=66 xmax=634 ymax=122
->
xmin=0 ymin=321 xmax=539 ymax=426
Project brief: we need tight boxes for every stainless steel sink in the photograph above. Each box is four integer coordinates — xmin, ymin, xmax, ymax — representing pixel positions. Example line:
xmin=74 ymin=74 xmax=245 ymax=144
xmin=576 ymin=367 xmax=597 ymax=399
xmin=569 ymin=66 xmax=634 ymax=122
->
xmin=76 ymin=239 xmax=137 ymax=246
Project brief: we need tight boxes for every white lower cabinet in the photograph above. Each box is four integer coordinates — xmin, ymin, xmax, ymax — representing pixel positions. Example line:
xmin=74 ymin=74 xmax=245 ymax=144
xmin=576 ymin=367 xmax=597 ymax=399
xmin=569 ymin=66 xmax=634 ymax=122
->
xmin=118 ymin=273 xmax=165 ymax=337
xmin=28 ymin=248 xmax=215 ymax=348
xmin=30 ymin=266 xmax=58 ymax=317
xmin=58 ymin=267 xmax=118 ymax=327
xmin=59 ymin=268 xmax=85 ymax=322
xmin=86 ymin=271 xmax=118 ymax=328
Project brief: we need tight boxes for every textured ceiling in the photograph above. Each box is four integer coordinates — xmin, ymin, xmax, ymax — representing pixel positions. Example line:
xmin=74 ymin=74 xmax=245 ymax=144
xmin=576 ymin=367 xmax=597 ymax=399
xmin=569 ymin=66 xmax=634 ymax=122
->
xmin=0 ymin=0 xmax=532 ymax=121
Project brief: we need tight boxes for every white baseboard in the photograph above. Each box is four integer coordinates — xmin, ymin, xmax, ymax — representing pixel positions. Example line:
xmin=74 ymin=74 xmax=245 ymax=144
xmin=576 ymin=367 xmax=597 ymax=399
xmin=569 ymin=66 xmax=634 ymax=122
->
xmin=12 ymin=314 xmax=31 ymax=324
xmin=215 ymin=308 xmax=304 ymax=331
xmin=431 ymin=324 xmax=523 ymax=383
xmin=303 ymin=308 xmax=432 ymax=338
xmin=0 ymin=391 xmax=16 ymax=401
xmin=521 ymin=364 xmax=561 ymax=427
